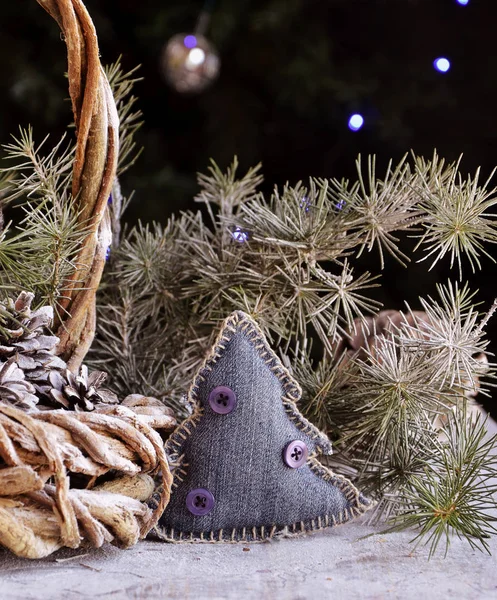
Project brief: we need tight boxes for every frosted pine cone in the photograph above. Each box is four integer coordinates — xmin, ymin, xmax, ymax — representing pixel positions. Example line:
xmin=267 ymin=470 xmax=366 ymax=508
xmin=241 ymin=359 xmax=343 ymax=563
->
xmin=0 ymin=357 xmax=39 ymax=410
xmin=46 ymin=365 xmax=119 ymax=411
xmin=337 ymin=309 xmax=432 ymax=360
xmin=0 ymin=292 xmax=66 ymax=387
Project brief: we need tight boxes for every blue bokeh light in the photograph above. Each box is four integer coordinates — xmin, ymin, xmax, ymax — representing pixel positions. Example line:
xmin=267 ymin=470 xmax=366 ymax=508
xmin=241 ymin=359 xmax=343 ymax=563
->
xmin=434 ymin=57 xmax=451 ymax=73
xmin=183 ymin=35 xmax=197 ymax=49
xmin=456 ymin=0 xmax=469 ymax=5
xmin=348 ymin=114 xmax=364 ymax=132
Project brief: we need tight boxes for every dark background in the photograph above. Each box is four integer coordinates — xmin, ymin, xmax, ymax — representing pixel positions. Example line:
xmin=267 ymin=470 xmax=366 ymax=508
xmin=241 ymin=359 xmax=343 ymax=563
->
xmin=0 ymin=0 xmax=496 ymax=409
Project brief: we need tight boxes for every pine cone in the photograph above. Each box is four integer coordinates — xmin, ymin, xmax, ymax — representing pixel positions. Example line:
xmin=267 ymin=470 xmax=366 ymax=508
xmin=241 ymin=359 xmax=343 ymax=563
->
xmin=46 ymin=365 xmax=119 ymax=411
xmin=0 ymin=357 xmax=39 ymax=410
xmin=338 ymin=309 xmax=431 ymax=360
xmin=0 ymin=292 xmax=66 ymax=388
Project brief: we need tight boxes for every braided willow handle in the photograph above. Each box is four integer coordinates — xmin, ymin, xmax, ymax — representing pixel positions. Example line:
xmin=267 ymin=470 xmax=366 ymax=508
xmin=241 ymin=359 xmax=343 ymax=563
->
xmin=0 ymin=404 xmax=173 ymax=558
xmin=36 ymin=0 xmax=119 ymax=371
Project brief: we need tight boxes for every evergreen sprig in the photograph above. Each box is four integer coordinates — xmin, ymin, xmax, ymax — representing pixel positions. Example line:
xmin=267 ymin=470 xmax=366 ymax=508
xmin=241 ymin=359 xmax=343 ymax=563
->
xmin=391 ymin=408 xmax=497 ymax=557
xmin=1 ymin=127 xmax=74 ymax=207
xmin=346 ymin=155 xmax=422 ymax=267
xmin=0 ymin=128 xmax=87 ymax=312
xmin=402 ymin=282 xmax=491 ymax=391
xmin=105 ymin=61 xmax=144 ymax=176
xmin=88 ymin=153 xmax=497 ymax=556
xmin=4 ymin=75 xmax=495 ymax=556
xmin=414 ymin=155 xmax=497 ymax=277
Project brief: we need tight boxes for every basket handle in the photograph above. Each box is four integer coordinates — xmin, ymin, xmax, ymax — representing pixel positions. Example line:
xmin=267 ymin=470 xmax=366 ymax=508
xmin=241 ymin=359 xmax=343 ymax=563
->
xmin=36 ymin=0 xmax=119 ymax=371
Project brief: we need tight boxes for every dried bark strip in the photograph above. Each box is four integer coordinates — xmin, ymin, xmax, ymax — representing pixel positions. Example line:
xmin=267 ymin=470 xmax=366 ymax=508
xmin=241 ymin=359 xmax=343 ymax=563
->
xmin=36 ymin=0 xmax=119 ymax=370
xmin=0 ymin=405 xmax=173 ymax=559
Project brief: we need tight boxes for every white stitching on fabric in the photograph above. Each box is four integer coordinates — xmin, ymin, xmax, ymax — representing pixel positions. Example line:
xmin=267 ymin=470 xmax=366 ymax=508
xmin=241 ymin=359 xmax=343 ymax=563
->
xmin=160 ymin=310 xmax=372 ymax=544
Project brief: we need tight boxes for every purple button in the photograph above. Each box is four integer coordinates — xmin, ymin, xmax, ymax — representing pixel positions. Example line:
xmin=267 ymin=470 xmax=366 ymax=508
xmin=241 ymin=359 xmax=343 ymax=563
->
xmin=186 ymin=488 xmax=215 ymax=516
xmin=208 ymin=386 xmax=237 ymax=415
xmin=282 ymin=440 xmax=308 ymax=468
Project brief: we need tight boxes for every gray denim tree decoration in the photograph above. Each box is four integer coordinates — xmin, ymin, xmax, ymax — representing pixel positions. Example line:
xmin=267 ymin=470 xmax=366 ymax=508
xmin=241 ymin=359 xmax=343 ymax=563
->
xmin=154 ymin=311 xmax=372 ymax=542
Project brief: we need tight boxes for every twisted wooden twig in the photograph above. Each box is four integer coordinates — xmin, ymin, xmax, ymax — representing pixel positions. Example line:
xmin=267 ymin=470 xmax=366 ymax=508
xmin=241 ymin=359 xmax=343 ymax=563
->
xmin=36 ymin=0 xmax=119 ymax=371
xmin=0 ymin=404 xmax=173 ymax=559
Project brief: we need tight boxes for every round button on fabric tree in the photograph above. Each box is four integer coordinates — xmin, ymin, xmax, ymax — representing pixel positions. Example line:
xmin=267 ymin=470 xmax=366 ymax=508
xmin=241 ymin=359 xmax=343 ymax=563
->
xmin=186 ymin=488 xmax=215 ymax=516
xmin=283 ymin=440 xmax=309 ymax=469
xmin=208 ymin=386 xmax=237 ymax=414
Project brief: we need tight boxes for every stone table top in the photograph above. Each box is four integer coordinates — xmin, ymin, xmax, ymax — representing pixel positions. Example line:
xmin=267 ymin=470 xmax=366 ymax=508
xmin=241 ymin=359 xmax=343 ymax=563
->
xmin=1 ymin=519 xmax=496 ymax=599
xmin=1 ymin=415 xmax=496 ymax=600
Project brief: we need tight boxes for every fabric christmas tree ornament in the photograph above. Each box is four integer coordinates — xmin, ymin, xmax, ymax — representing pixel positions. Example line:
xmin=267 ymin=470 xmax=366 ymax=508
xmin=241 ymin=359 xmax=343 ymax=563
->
xmin=153 ymin=311 xmax=372 ymax=542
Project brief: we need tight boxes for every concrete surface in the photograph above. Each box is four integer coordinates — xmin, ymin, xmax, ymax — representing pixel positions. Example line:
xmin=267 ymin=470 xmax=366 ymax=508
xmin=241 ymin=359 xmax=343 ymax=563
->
xmin=0 ymin=521 xmax=496 ymax=600
xmin=1 ymin=415 xmax=496 ymax=600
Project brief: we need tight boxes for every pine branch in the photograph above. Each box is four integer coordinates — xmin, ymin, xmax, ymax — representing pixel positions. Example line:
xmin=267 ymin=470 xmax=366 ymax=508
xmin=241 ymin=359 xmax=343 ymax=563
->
xmin=401 ymin=282 xmax=493 ymax=392
xmin=391 ymin=408 xmax=497 ymax=557
xmin=14 ymin=201 xmax=90 ymax=315
xmin=344 ymin=154 xmax=423 ymax=268
xmin=337 ymin=332 xmax=453 ymax=475
xmin=286 ymin=343 xmax=353 ymax=435
xmin=91 ymin=154 xmax=497 ymax=558
xmin=0 ymin=51 xmax=143 ymax=365
xmin=196 ymin=157 xmax=263 ymax=222
xmin=1 ymin=127 xmax=74 ymax=207
xmin=320 ymin=282 xmax=495 ymax=528
xmin=0 ymin=128 xmax=87 ymax=310
xmin=94 ymin=155 xmax=497 ymax=408
xmin=413 ymin=154 xmax=497 ymax=277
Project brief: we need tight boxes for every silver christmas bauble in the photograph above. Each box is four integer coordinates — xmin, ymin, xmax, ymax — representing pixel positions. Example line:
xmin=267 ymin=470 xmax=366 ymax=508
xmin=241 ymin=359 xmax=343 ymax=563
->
xmin=162 ymin=33 xmax=220 ymax=94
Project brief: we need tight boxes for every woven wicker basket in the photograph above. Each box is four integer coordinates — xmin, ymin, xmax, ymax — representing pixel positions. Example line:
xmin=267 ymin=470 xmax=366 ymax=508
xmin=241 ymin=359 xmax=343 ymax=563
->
xmin=0 ymin=404 xmax=173 ymax=558
xmin=0 ymin=0 xmax=173 ymax=558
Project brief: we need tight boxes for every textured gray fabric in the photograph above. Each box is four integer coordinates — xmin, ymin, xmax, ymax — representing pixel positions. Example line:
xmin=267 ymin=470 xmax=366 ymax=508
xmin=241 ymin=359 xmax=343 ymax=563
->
xmin=155 ymin=311 xmax=371 ymax=542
